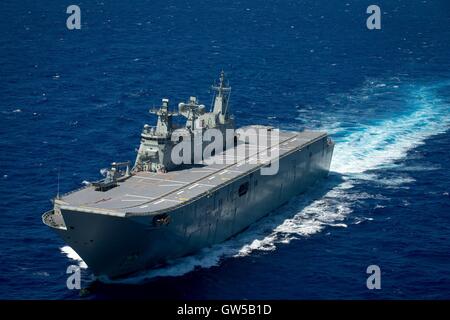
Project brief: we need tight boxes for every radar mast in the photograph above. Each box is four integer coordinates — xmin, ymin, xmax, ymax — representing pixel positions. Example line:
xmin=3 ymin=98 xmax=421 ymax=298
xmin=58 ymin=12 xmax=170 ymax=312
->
xmin=211 ymin=71 xmax=231 ymax=117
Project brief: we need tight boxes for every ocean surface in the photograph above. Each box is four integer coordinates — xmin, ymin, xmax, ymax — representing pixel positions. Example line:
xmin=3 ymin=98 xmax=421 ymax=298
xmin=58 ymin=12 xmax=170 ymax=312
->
xmin=1 ymin=0 xmax=449 ymax=299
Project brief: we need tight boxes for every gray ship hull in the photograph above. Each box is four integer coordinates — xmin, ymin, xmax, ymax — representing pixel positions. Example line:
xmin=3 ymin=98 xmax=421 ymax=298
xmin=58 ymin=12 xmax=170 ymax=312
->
xmin=43 ymin=128 xmax=334 ymax=278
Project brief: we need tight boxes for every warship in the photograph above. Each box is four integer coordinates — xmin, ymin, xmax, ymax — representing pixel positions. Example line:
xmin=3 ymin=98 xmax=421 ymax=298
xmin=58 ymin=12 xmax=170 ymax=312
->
xmin=42 ymin=72 xmax=335 ymax=278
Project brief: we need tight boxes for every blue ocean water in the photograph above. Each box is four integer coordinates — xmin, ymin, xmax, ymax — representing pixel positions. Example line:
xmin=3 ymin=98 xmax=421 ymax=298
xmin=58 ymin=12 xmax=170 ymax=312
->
xmin=1 ymin=0 xmax=449 ymax=299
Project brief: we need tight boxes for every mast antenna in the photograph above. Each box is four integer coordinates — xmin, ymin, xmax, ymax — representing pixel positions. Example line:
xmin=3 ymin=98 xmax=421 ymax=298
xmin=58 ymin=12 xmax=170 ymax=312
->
xmin=211 ymin=70 xmax=231 ymax=115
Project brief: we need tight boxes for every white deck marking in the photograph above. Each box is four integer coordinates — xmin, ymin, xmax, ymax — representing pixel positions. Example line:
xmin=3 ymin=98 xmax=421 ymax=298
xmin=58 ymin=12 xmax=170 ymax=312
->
xmin=160 ymin=184 xmax=183 ymax=187
xmin=139 ymin=205 xmax=148 ymax=208
xmin=188 ymin=184 xmax=198 ymax=190
xmin=227 ymin=169 xmax=243 ymax=174
xmin=125 ymin=194 xmax=155 ymax=200
xmin=137 ymin=176 xmax=188 ymax=184
xmin=219 ymin=170 xmax=228 ymax=175
xmin=208 ymin=176 xmax=216 ymax=180
xmin=176 ymin=190 xmax=184 ymax=195
xmin=121 ymin=199 xmax=145 ymax=202
xmin=198 ymin=183 xmax=214 ymax=187
xmin=162 ymin=198 xmax=182 ymax=203
xmin=153 ymin=198 xmax=181 ymax=204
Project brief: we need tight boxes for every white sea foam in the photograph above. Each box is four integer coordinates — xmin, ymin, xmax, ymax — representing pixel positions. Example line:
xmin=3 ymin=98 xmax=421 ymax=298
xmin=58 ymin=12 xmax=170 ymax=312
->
xmin=331 ymin=83 xmax=450 ymax=174
xmin=63 ymin=80 xmax=450 ymax=283
xmin=60 ymin=246 xmax=87 ymax=269
xmin=331 ymin=109 xmax=449 ymax=174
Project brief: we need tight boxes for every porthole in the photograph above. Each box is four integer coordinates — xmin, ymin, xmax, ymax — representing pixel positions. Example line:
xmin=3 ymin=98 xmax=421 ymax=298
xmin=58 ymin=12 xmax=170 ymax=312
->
xmin=238 ymin=182 xmax=249 ymax=197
